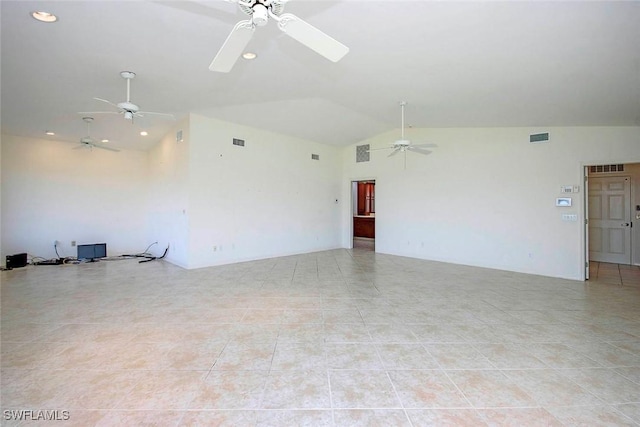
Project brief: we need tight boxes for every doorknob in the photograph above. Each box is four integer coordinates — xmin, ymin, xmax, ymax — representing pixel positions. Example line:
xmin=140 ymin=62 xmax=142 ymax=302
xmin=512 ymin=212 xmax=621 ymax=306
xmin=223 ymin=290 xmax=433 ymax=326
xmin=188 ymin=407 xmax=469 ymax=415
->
xmin=622 ymin=223 xmax=630 ymax=226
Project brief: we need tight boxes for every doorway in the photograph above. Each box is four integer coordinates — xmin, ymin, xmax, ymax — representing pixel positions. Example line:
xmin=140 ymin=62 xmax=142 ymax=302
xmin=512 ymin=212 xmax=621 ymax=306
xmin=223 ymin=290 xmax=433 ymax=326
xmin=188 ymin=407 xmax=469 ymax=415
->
xmin=588 ymin=175 xmax=631 ymax=264
xmin=352 ymin=180 xmax=375 ymax=250
xmin=584 ymin=162 xmax=640 ymax=279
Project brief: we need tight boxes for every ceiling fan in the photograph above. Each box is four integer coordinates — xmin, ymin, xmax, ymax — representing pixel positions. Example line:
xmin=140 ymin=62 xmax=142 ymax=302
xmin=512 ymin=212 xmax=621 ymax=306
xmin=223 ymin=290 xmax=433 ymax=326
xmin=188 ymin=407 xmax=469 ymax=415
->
xmin=369 ymin=101 xmax=437 ymax=169
xmin=80 ymin=71 xmax=174 ymax=121
xmin=209 ymin=0 xmax=349 ymax=73
xmin=72 ymin=117 xmax=120 ymax=152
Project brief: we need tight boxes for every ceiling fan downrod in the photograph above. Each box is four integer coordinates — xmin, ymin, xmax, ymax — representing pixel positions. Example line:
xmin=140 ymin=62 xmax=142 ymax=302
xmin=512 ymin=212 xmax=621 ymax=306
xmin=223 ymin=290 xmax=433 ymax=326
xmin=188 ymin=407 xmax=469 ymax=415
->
xmin=400 ymin=101 xmax=408 ymax=144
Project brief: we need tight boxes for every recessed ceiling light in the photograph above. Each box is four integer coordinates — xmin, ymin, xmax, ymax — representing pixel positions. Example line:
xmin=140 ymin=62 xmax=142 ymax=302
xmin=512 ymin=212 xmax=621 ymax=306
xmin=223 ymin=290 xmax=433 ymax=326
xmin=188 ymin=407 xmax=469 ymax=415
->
xmin=140 ymin=131 xmax=148 ymax=136
xmin=45 ymin=131 xmax=55 ymax=136
xmin=101 ymin=139 xmax=109 ymax=143
xmin=31 ymin=11 xmax=58 ymax=23
xmin=242 ymin=52 xmax=257 ymax=60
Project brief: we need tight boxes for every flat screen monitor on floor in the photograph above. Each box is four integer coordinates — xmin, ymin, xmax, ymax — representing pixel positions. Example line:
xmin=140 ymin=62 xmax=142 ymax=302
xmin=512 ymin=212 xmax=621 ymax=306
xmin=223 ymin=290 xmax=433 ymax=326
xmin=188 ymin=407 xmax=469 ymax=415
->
xmin=77 ymin=243 xmax=107 ymax=261
xmin=94 ymin=243 xmax=107 ymax=259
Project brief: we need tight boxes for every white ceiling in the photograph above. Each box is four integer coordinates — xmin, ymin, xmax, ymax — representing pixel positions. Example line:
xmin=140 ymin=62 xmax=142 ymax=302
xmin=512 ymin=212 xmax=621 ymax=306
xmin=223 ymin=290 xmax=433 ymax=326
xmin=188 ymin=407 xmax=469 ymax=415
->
xmin=2 ymin=0 xmax=639 ymax=151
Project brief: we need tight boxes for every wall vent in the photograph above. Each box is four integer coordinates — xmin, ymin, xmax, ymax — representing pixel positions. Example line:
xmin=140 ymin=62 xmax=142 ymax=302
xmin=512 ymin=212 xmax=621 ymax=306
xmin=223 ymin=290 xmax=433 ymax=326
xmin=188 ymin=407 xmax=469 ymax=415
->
xmin=529 ymin=132 xmax=549 ymax=143
xmin=232 ymin=138 xmax=245 ymax=147
xmin=356 ymin=144 xmax=370 ymax=163
xmin=589 ymin=164 xmax=625 ymax=174
xmin=311 ymin=154 xmax=320 ymax=160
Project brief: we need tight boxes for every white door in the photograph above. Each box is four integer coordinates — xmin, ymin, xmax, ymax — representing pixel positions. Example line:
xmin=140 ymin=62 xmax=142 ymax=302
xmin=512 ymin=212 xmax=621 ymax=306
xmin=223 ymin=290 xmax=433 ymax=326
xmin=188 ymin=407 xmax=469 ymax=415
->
xmin=588 ymin=176 xmax=632 ymax=264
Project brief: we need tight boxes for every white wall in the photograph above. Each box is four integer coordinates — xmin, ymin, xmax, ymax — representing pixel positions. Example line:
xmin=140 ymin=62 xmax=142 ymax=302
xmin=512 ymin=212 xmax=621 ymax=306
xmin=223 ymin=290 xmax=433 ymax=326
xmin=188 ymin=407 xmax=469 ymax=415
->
xmin=185 ymin=114 xmax=342 ymax=269
xmin=4 ymin=123 xmax=636 ymax=277
xmin=342 ymin=126 xmax=640 ymax=280
xmin=2 ymin=114 xmax=343 ymax=270
xmin=1 ymin=134 xmax=149 ymax=261
xmin=146 ymin=118 xmax=191 ymax=267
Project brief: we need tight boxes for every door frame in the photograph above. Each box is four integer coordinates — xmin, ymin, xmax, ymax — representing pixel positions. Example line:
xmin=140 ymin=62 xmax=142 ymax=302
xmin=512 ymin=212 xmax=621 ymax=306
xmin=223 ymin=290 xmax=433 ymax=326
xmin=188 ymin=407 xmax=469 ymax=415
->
xmin=350 ymin=177 xmax=377 ymax=249
xmin=582 ymin=162 xmax=637 ymax=280
xmin=584 ymin=166 xmax=589 ymax=280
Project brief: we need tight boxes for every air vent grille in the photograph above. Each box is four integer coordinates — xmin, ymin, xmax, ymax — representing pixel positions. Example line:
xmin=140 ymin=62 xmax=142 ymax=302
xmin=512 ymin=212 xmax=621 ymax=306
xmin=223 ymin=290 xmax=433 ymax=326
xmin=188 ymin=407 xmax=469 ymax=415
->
xmin=311 ymin=154 xmax=320 ymax=160
xmin=530 ymin=132 xmax=549 ymax=143
xmin=590 ymin=164 xmax=624 ymax=173
xmin=232 ymin=138 xmax=245 ymax=147
xmin=356 ymin=144 xmax=370 ymax=163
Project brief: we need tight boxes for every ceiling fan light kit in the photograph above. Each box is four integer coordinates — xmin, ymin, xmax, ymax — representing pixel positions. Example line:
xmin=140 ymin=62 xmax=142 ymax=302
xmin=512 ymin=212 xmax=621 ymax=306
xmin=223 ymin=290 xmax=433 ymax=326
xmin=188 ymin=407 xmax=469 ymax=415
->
xmin=251 ymin=3 xmax=269 ymax=26
xmin=209 ymin=0 xmax=349 ymax=73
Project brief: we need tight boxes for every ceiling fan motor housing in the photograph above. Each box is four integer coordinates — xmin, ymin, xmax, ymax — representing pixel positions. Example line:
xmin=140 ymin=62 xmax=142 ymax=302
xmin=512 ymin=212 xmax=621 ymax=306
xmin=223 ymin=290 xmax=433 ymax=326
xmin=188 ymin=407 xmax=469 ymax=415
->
xmin=117 ymin=101 xmax=139 ymax=120
xmin=252 ymin=4 xmax=269 ymax=26
xmin=239 ymin=0 xmax=285 ymax=23
xmin=394 ymin=139 xmax=411 ymax=148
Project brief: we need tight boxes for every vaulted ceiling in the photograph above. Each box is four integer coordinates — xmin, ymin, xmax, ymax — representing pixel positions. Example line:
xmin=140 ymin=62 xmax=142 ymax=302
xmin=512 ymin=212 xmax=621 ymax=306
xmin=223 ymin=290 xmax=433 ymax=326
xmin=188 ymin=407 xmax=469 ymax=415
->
xmin=2 ymin=1 xmax=639 ymax=151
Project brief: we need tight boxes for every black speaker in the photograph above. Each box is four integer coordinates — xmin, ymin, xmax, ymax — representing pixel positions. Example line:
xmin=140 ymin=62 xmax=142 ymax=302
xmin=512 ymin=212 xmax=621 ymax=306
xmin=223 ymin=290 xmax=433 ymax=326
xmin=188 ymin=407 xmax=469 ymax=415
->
xmin=6 ymin=253 xmax=28 ymax=269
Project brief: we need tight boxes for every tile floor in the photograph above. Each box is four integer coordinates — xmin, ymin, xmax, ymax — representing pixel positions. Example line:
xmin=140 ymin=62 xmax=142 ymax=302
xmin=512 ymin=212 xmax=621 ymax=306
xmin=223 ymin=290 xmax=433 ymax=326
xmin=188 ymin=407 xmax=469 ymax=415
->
xmin=1 ymin=250 xmax=640 ymax=426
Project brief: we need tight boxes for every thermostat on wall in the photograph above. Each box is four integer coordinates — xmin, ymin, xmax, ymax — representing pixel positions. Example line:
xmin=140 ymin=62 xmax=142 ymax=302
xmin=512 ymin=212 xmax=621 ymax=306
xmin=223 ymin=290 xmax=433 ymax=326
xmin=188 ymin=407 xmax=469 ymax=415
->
xmin=560 ymin=185 xmax=580 ymax=193
xmin=556 ymin=198 xmax=572 ymax=207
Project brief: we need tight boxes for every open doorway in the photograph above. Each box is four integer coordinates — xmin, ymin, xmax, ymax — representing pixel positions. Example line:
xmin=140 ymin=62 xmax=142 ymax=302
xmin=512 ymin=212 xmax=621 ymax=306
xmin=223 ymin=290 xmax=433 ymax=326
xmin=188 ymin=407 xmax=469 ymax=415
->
xmin=584 ymin=162 xmax=640 ymax=279
xmin=352 ymin=180 xmax=375 ymax=250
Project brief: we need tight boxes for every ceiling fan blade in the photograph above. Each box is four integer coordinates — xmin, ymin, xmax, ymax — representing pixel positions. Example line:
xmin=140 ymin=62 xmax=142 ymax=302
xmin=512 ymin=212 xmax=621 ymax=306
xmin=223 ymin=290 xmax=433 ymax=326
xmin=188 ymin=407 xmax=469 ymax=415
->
xmin=92 ymin=143 xmax=120 ymax=152
xmin=411 ymin=143 xmax=438 ymax=148
xmin=388 ymin=148 xmax=401 ymax=157
xmin=93 ymin=97 xmax=120 ymax=109
xmin=209 ymin=20 xmax=255 ymax=72
xmin=73 ymin=142 xmax=119 ymax=152
xmin=136 ymin=111 xmax=176 ymax=119
xmin=276 ymin=13 xmax=349 ymax=63
xmin=408 ymin=146 xmax=434 ymax=156
xmin=367 ymin=146 xmax=393 ymax=152
xmin=78 ymin=111 xmax=120 ymax=116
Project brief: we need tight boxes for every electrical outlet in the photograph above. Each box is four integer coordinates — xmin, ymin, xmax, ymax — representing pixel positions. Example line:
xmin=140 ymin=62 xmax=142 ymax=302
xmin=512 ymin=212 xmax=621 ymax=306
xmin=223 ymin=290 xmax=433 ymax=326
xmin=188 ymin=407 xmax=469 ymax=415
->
xmin=213 ymin=246 xmax=217 ymax=252
xmin=71 ymin=241 xmax=76 ymax=247
xmin=53 ymin=240 xmax=60 ymax=246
